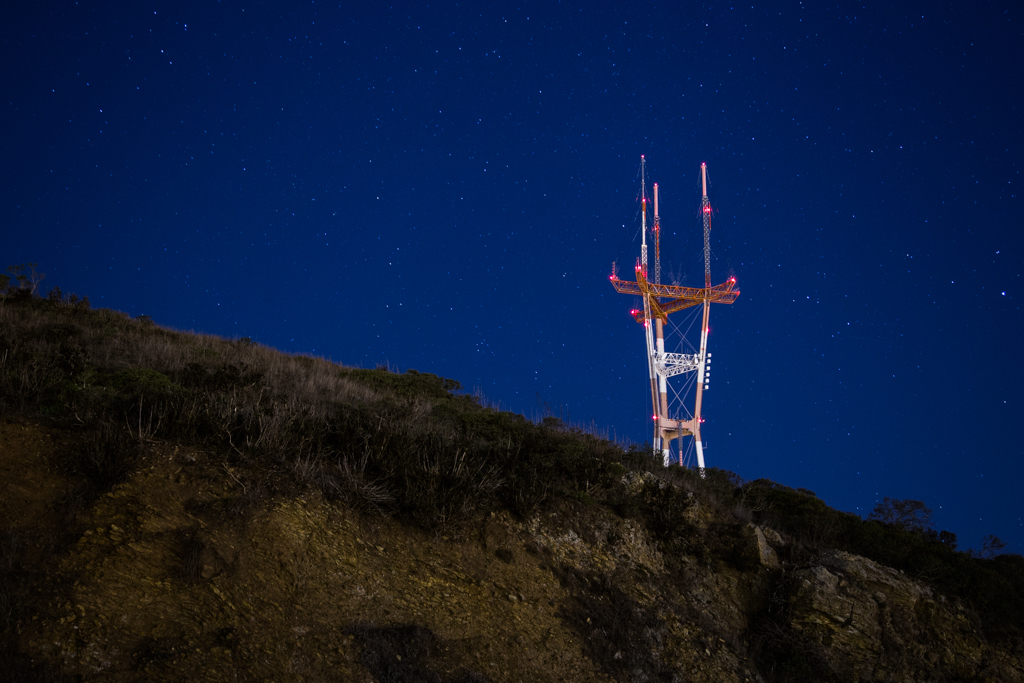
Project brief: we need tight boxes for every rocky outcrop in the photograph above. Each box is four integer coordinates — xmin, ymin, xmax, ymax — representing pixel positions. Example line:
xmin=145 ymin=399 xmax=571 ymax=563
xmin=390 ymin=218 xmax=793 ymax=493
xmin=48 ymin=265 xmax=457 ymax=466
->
xmin=789 ymin=549 xmax=1023 ymax=682
xmin=4 ymin=421 xmax=1022 ymax=682
xmin=742 ymin=523 xmax=781 ymax=571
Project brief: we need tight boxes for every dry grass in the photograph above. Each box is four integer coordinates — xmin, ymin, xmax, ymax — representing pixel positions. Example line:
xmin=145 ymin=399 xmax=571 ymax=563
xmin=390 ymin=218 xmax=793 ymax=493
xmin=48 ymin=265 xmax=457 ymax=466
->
xmin=0 ymin=295 xmax=631 ymax=535
xmin=0 ymin=298 xmax=377 ymax=412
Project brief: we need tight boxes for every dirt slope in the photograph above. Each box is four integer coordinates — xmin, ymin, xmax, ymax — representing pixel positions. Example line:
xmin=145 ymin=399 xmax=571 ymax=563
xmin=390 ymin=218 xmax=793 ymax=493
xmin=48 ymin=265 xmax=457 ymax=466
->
xmin=4 ymin=420 xmax=771 ymax=682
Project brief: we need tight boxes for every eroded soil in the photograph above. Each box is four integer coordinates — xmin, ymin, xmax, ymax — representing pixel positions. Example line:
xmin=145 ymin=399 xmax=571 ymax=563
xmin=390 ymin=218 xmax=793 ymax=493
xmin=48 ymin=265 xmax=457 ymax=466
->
xmin=2 ymin=419 xmax=763 ymax=682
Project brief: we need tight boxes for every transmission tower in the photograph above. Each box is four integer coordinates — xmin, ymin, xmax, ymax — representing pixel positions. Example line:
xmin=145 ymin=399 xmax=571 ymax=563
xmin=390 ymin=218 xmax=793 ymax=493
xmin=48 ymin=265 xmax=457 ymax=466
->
xmin=610 ymin=158 xmax=739 ymax=474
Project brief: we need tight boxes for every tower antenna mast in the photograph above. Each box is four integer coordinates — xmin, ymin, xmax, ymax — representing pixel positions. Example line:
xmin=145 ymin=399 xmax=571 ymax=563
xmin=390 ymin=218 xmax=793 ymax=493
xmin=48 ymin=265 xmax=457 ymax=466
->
xmin=638 ymin=156 xmax=659 ymax=434
xmin=654 ymin=182 xmax=661 ymax=286
xmin=610 ymin=158 xmax=740 ymax=474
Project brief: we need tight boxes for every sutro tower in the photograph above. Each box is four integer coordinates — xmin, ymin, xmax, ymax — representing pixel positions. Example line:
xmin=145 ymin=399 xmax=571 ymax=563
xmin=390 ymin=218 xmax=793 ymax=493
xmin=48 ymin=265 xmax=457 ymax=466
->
xmin=610 ymin=157 xmax=740 ymax=473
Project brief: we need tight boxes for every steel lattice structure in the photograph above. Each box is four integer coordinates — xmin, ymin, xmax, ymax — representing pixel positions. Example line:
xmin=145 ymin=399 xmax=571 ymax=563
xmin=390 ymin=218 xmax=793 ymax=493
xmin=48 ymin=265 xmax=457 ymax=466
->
xmin=610 ymin=158 xmax=739 ymax=474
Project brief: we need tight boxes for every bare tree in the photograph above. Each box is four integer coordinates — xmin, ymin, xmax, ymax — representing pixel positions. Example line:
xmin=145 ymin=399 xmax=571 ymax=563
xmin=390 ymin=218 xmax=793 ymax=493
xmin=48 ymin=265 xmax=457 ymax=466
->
xmin=981 ymin=534 xmax=1007 ymax=559
xmin=868 ymin=497 xmax=933 ymax=531
xmin=5 ymin=263 xmax=45 ymax=294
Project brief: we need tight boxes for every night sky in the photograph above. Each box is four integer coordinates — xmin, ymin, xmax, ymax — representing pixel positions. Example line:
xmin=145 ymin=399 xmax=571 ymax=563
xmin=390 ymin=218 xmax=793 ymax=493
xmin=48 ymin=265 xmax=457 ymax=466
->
xmin=3 ymin=2 xmax=1021 ymax=552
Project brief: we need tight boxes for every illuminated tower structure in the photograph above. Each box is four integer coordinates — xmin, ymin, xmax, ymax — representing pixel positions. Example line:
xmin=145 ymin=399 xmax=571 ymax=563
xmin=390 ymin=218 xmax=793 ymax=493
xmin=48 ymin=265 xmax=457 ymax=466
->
xmin=610 ymin=157 xmax=740 ymax=472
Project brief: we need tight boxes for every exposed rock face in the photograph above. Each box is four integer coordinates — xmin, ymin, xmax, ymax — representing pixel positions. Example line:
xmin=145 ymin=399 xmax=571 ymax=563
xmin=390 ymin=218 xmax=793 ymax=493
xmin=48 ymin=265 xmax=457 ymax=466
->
xmin=3 ymin=421 xmax=1022 ymax=682
xmin=789 ymin=550 xmax=1023 ymax=682
xmin=743 ymin=523 xmax=781 ymax=571
xmin=522 ymin=514 xmax=666 ymax=575
xmin=620 ymin=469 xmax=673 ymax=496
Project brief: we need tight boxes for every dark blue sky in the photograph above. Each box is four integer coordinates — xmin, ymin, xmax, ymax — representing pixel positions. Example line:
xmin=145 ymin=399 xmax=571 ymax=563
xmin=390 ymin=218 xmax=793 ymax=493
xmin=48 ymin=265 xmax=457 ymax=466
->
xmin=3 ymin=1 xmax=1021 ymax=552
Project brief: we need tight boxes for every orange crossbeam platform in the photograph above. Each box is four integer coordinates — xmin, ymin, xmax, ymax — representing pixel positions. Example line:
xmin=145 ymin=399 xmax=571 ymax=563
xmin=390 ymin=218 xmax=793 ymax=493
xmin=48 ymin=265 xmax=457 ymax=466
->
xmin=610 ymin=274 xmax=739 ymax=323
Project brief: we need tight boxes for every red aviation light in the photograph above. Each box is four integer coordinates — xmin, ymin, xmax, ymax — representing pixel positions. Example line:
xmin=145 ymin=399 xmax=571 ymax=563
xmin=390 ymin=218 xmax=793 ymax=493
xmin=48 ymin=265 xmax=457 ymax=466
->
xmin=699 ymin=416 xmax=705 ymax=423
xmin=703 ymin=206 xmax=712 ymax=215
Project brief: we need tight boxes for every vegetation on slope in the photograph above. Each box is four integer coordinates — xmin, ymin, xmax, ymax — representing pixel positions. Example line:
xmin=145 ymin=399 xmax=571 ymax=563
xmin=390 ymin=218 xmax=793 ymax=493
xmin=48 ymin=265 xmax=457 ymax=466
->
xmin=0 ymin=285 xmax=634 ymax=530
xmin=741 ymin=480 xmax=1024 ymax=644
xmin=0 ymin=275 xmax=1021 ymax=680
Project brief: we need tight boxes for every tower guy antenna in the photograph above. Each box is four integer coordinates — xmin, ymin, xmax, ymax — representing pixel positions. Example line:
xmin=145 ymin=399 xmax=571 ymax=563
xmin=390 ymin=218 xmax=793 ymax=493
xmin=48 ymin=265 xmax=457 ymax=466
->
xmin=609 ymin=158 xmax=740 ymax=476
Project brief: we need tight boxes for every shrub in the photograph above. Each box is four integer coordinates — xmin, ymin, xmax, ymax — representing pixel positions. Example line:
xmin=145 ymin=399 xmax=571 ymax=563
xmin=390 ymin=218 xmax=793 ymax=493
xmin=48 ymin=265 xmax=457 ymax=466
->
xmin=66 ymin=424 xmax=141 ymax=494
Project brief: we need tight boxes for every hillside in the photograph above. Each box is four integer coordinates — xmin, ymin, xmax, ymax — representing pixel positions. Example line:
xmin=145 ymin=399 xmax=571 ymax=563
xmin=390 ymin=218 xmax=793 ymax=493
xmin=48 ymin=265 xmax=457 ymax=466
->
xmin=1 ymin=285 xmax=1023 ymax=682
